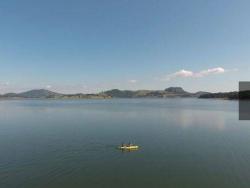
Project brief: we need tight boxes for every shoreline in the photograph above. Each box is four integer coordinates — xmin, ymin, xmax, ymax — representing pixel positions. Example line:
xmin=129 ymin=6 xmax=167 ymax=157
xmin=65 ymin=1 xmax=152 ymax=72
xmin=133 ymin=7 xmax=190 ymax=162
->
xmin=0 ymin=97 xmax=241 ymax=101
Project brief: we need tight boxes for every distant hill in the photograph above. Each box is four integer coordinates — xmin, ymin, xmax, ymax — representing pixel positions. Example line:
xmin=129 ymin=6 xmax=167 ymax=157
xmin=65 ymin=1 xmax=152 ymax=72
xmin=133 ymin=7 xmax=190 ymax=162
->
xmin=2 ymin=93 xmax=18 ymax=97
xmin=2 ymin=89 xmax=63 ymax=98
xmin=103 ymin=89 xmax=135 ymax=98
xmin=18 ymin=89 xmax=63 ymax=98
xmin=103 ymin=87 xmax=193 ymax=98
xmin=0 ymin=89 xmax=110 ymax=99
xmin=164 ymin=87 xmax=187 ymax=94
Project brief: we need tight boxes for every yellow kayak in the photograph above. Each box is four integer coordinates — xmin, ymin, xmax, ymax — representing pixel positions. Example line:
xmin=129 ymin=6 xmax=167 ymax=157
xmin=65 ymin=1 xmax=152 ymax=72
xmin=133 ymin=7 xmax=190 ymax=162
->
xmin=118 ymin=145 xmax=139 ymax=150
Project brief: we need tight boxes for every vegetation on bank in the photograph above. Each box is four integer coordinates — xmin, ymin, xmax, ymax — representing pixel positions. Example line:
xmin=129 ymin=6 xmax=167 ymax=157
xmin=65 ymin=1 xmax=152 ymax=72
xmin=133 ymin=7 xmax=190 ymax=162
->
xmin=199 ymin=92 xmax=238 ymax=99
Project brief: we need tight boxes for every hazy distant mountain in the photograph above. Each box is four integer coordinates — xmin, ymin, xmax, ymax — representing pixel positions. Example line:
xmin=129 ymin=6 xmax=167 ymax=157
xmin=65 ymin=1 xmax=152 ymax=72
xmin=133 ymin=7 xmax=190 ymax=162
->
xmin=103 ymin=87 xmax=193 ymax=98
xmin=1 ymin=89 xmax=63 ymax=98
xmin=103 ymin=89 xmax=135 ymax=98
xmin=164 ymin=87 xmax=188 ymax=94
xmin=2 ymin=93 xmax=18 ymax=97
xmin=17 ymin=89 xmax=63 ymax=98
xmin=1 ymin=89 xmax=110 ymax=99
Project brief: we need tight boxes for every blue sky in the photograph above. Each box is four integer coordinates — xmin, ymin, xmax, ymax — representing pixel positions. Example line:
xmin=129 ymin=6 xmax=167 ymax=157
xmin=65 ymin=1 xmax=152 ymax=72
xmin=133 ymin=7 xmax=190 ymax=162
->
xmin=0 ymin=0 xmax=249 ymax=93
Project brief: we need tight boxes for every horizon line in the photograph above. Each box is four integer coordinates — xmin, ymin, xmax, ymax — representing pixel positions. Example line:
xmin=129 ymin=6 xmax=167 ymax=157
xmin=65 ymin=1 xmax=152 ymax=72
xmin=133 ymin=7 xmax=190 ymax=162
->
xmin=0 ymin=87 xmax=238 ymax=95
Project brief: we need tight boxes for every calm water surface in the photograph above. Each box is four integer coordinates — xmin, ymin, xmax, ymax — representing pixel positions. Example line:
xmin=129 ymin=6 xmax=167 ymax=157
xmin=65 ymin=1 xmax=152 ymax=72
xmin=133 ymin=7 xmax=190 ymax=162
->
xmin=0 ymin=99 xmax=250 ymax=188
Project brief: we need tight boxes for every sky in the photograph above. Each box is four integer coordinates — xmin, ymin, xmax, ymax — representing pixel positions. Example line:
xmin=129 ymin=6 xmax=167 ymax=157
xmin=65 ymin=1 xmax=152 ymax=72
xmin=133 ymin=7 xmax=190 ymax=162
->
xmin=0 ymin=0 xmax=250 ymax=94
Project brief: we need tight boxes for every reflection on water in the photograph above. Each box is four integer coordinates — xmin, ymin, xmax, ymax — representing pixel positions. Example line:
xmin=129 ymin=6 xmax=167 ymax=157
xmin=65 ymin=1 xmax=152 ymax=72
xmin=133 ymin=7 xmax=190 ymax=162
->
xmin=0 ymin=99 xmax=250 ymax=188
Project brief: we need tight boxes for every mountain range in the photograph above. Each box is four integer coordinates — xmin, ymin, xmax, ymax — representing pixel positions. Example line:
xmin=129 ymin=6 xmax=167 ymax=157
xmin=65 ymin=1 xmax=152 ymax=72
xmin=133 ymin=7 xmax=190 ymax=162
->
xmin=2 ymin=87 xmax=249 ymax=100
xmin=0 ymin=87 xmax=213 ymax=99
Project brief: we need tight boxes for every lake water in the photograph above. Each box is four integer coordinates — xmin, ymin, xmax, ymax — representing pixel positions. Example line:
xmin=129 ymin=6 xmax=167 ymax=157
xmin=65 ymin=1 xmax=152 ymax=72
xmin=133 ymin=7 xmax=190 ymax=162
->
xmin=0 ymin=99 xmax=250 ymax=188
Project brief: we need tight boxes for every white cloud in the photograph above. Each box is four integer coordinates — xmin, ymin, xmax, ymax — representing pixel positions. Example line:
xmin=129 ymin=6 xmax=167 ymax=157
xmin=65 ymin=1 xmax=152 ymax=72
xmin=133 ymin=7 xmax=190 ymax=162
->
xmin=196 ymin=67 xmax=225 ymax=77
xmin=162 ymin=67 xmax=234 ymax=81
xmin=128 ymin=79 xmax=137 ymax=84
xmin=172 ymin=70 xmax=194 ymax=78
